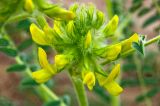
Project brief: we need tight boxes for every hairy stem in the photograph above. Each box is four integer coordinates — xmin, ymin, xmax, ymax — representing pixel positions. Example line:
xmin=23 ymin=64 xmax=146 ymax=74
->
xmin=70 ymin=75 xmax=88 ymax=106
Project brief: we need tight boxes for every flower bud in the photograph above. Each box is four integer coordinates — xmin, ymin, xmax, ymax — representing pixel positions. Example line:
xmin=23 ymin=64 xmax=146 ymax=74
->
xmin=44 ymin=6 xmax=75 ymax=20
xmin=24 ymin=0 xmax=35 ymax=13
xmin=103 ymin=15 xmax=119 ymax=37
xmin=96 ymin=11 xmax=104 ymax=29
xmin=85 ymin=31 xmax=92 ymax=48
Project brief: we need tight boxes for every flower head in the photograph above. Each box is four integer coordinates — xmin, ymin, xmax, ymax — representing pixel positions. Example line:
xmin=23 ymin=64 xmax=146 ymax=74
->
xmin=30 ymin=4 xmax=140 ymax=96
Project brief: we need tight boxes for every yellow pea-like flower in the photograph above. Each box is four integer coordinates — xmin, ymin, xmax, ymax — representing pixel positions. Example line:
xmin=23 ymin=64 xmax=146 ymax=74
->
xmin=55 ymin=54 xmax=69 ymax=69
xmin=82 ymin=71 xmax=95 ymax=90
xmin=32 ymin=69 xmax=53 ymax=83
xmin=103 ymin=15 xmax=119 ymax=37
xmin=121 ymin=33 xmax=139 ymax=53
xmin=24 ymin=0 xmax=35 ymax=13
xmin=32 ymin=48 xmax=57 ymax=83
xmin=85 ymin=31 xmax=92 ymax=48
xmin=105 ymin=44 xmax=121 ymax=61
xmin=38 ymin=47 xmax=56 ymax=74
xmin=30 ymin=23 xmax=49 ymax=45
xmin=97 ymin=64 xmax=123 ymax=95
xmin=104 ymin=81 xmax=123 ymax=96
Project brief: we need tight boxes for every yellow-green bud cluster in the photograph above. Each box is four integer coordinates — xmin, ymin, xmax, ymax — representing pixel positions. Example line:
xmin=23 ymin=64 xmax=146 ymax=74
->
xmin=30 ymin=4 xmax=140 ymax=96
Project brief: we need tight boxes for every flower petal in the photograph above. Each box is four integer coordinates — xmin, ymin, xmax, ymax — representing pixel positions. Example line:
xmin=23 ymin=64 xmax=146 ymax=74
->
xmin=83 ymin=71 xmax=95 ymax=90
xmin=32 ymin=69 xmax=53 ymax=83
xmin=104 ymin=81 xmax=123 ymax=96
xmin=55 ymin=54 xmax=69 ymax=69
xmin=105 ymin=44 xmax=121 ymax=61
xmin=30 ymin=23 xmax=48 ymax=45
xmin=103 ymin=15 xmax=119 ymax=37
xmin=106 ymin=64 xmax=120 ymax=82
xmin=121 ymin=33 xmax=139 ymax=53
xmin=38 ymin=47 xmax=55 ymax=74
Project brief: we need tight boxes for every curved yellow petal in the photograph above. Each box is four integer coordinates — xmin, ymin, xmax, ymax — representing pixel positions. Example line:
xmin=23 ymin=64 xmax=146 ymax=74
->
xmin=105 ymin=44 xmax=121 ymax=61
xmin=24 ymin=0 xmax=35 ymax=13
xmin=38 ymin=47 xmax=55 ymax=74
xmin=121 ymin=33 xmax=139 ymax=53
xmin=83 ymin=71 xmax=95 ymax=90
xmin=106 ymin=64 xmax=120 ymax=82
xmin=103 ymin=15 xmax=119 ymax=37
xmin=104 ymin=81 xmax=123 ymax=96
xmin=30 ymin=23 xmax=48 ymax=45
xmin=32 ymin=69 xmax=53 ymax=83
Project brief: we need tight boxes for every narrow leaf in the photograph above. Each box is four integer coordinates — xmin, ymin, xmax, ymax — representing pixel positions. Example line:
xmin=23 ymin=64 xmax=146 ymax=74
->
xmin=0 ymin=38 xmax=9 ymax=46
xmin=142 ymin=14 xmax=160 ymax=28
xmin=21 ymin=77 xmax=39 ymax=86
xmin=18 ymin=38 xmax=33 ymax=51
xmin=0 ymin=47 xmax=17 ymax=57
xmin=7 ymin=64 xmax=26 ymax=72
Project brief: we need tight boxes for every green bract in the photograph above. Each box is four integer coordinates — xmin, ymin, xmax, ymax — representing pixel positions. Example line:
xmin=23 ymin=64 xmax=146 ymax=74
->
xmin=30 ymin=4 xmax=140 ymax=96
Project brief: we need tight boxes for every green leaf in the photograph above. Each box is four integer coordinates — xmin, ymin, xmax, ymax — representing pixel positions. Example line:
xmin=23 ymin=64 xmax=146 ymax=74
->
xmin=130 ymin=0 xmax=142 ymax=12
xmin=132 ymin=42 xmax=144 ymax=55
xmin=17 ymin=19 xmax=31 ymax=31
xmin=62 ymin=95 xmax=71 ymax=106
xmin=0 ymin=47 xmax=17 ymax=57
xmin=21 ymin=77 xmax=39 ymax=86
xmin=7 ymin=64 xmax=26 ymax=72
xmin=136 ymin=87 xmax=160 ymax=102
xmin=18 ymin=38 xmax=33 ymax=51
xmin=43 ymin=100 xmax=61 ymax=106
xmin=142 ymin=14 xmax=160 ymax=28
xmin=0 ymin=38 xmax=9 ymax=46
xmin=138 ymin=8 xmax=150 ymax=17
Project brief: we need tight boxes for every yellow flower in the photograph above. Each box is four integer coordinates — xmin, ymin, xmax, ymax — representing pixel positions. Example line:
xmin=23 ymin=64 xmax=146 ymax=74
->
xmin=24 ymin=0 xmax=35 ymax=13
xmin=30 ymin=23 xmax=48 ymax=45
xmin=32 ymin=47 xmax=56 ymax=83
xmin=97 ymin=64 xmax=123 ymax=96
xmin=121 ymin=33 xmax=139 ymax=53
xmin=85 ymin=31 xmax=92 ymax=48
xmin=104 ymin=44 xmax=121 ymax=61
xmin=103 ymin=15 xmax=119 ymax=37
xmin=82 ymin=71 xmax=95 ymax=90
xmin=32 ymin=69 xmax=53 ymax=83
xmin=55 ymin=54 xmax=69 ymax=69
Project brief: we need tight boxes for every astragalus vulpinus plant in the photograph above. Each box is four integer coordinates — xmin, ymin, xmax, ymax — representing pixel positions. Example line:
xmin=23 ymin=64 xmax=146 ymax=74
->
xmin=1 ymin=0 xmax=160 ymax=106
xmin=30 ymin=3 xmax=141 ymax=105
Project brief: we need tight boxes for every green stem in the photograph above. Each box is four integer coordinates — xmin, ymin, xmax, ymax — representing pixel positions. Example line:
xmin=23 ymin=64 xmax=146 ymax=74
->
xmin=105 ymin=0 xmax=113 ymax=19
xmin=2 ymin=32 xmax=66 ymax=106
xmin=70 ymin=75 xmax=88 ymax=106
xmin=121 ymin=35 xmax=160 ymax=58
xmin=133 ymin=55 xmax=152 ymax=106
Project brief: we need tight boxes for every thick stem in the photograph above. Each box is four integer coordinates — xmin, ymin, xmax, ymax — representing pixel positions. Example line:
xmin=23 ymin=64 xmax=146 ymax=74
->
xmin=70 ymin=76 xmax=88 ymax=106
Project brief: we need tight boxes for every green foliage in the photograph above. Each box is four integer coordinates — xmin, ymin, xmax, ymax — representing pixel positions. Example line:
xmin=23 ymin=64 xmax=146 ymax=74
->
xmin=18 ymin=38 xmax=33 ymax=51
xmin=43 ymin=100 xmax=61 ymax=106
xmin=0 ymin=47 xmax=17 ymax=57
xmin=7 ymin=64 xmax=26 ymax=72
xmin=136 ymin=88 xmax=160 ymax=102
xmin=20 ymin=77 xmax=39 ymax=86
xmin=0 ymin=38 xmax=9 ymax=46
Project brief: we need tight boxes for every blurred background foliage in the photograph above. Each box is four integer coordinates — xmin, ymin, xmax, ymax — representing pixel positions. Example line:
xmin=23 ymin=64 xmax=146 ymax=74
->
xmin=0 ymin=0 xmax=160 ymax=106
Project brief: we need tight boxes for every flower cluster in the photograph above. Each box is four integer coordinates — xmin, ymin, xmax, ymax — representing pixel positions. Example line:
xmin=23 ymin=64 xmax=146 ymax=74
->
xmin=30 ymin=4 xmax=139 ymax=96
